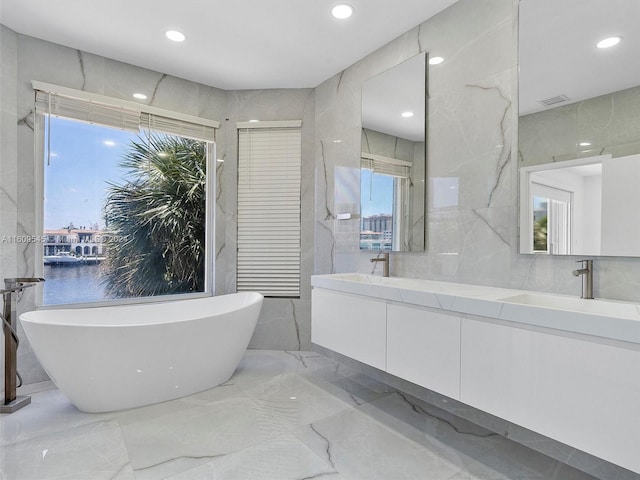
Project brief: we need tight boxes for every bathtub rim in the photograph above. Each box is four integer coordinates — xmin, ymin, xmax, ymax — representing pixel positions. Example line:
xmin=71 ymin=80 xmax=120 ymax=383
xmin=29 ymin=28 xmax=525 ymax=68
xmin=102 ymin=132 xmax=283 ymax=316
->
xmin=36 ymin=289 xmax=212 ymax=311
xmin=21 ymin=291 xmax=264 ymax=328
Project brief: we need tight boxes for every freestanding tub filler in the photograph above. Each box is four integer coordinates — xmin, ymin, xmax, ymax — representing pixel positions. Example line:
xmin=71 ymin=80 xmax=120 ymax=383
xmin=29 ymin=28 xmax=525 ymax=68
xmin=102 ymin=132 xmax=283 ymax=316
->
xmin=20 ymin=292 xmax=263 ymax=413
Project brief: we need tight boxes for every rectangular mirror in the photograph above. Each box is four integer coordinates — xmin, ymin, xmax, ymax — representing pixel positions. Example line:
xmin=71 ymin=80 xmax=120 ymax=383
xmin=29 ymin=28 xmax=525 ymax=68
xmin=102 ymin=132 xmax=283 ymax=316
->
xmin=520 ymin=153 xmax=640 ymax=256
xmin=518 ymin=0 xmax=640 ymax=256
xmin=360 ymin=52 xmax=426 ymax=252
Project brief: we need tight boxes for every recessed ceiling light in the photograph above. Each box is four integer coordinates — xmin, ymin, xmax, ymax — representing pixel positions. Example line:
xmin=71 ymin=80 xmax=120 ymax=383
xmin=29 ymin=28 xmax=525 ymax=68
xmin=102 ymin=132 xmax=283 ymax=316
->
xmin=103 ymin=140 xmax=115 ymax=147
xmin=133 ymin=93 xmax=147 ymax=100
xmin=429 ymin=56 xmax=444 ymax=65
xmin=401 ymin=111 xmax=414 ymax=118
xmin=331 ymin=4 xmax=354 ymax=19
xmin=579 ymin=142 xmax=591 ymax=146
xmin=165 ymin=30 xmax=186 ymax=42
xmin=596 ymin=36 xmax=622 ymax=49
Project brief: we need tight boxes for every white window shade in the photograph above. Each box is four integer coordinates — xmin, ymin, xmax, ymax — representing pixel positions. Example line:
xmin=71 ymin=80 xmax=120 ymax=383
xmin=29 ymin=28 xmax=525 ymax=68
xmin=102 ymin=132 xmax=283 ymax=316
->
xmin=361 ymin=152 xmax=411 ymax=178
xmin=141 ymin=113 xmax=216 ymax=142
xmin=35 ymin=90 xmax=140 ymax=132
xmin=237 ymin=125 xmax=302 ymax=297
xmin=32 ymin=81 xmax=220 ymax=142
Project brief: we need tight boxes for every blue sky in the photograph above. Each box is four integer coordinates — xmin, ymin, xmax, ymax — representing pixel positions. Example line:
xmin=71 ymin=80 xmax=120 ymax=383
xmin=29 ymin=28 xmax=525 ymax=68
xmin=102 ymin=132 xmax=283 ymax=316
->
xmin=361 ymin=169 xmax=393 ymax=217
xmin=44 ymin=117 xmax=136 ymax=230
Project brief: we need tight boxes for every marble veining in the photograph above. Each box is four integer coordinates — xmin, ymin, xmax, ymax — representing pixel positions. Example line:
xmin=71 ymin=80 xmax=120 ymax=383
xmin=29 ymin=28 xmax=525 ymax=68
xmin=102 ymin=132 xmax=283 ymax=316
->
xmin=149 ymin=73 xmax=168 ymax=105
xmin=0 ymin=350 xmax=603 ymax=479
xmin=290 ymin=299 xmax=302 ymax=350
xmin=76 ymin=50 xmax=86 ymax=90
xmin=16 ymin=109 xmax=34 ymax=131
xmin=464 ymin=83 xmax=512 ymax=207
xmin=472 ymin=208 xmax=510 ymax=246
xmin=319 ymin=140 xmax=335 ymax=221
xmin=0 ymin=185 xmax=17 ymax=207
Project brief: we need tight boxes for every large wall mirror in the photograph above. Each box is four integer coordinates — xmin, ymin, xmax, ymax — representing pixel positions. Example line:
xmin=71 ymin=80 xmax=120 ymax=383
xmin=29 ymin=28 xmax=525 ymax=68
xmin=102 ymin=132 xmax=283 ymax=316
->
xmin=360 ymin=52 xmax=426 ymax=252
xmin=518 ymin=0 xmax=640 ymax=256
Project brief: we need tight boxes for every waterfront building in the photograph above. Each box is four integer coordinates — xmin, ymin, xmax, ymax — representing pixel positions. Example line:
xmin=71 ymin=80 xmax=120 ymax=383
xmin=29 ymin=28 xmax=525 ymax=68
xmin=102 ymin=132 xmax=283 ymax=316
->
xmin=44 ymin=228 xmax=106 ymax=257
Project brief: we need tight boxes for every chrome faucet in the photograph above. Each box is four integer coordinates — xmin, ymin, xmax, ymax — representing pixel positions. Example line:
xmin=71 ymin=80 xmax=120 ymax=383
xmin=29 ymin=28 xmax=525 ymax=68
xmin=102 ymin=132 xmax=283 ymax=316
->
xmin=572 ymin=260 xmax=593 ymax=299
xmin=1 ymin=277 xmax=44 ymax=414
xmin=370 ymin=252 xmax=390 ymax=277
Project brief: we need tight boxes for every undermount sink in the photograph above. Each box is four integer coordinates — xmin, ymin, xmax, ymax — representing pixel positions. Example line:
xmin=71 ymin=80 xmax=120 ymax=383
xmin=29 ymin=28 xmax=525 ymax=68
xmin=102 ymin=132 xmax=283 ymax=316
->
xmin=499 ymin=293 xmax=640 ymax=320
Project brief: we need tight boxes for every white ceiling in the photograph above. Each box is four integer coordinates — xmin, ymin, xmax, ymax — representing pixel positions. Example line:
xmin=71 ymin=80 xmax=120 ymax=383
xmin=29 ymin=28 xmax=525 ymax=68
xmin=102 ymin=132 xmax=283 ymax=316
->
xmin=362 ymin=53 xmax=425 ymax=142
xmin=0 ymin=0 xmax=457 ymax=90
xmin=519 ymin=0 xmax=640 ymax=115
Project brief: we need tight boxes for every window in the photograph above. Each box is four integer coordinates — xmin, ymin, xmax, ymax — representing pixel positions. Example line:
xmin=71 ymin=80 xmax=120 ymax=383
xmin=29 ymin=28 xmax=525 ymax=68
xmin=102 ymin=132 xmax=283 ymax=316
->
xmin=530 ymin=183 xmax=572 ymax=254
xmin=237 ymin=122 xmax=302 ymax=297
xmin=34 ymin=83 xmax=218 ymax=306
xmin=360 ymin=154 xmax=411 ymax=251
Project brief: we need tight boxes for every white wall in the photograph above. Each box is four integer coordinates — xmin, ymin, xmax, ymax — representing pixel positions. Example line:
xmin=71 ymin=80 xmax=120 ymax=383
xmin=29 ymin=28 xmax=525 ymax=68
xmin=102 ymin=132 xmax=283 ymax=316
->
xmin=601 ymin=154 xmax=640 ymax=255
xmin=581 ymin=175 xmax=602 ymax=254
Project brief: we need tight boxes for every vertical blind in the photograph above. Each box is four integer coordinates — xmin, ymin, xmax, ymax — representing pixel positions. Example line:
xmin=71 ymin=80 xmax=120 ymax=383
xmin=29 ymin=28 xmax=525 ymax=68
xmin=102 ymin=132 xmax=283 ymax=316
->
xmin=237 ymin=125 xmax=302 ymax=297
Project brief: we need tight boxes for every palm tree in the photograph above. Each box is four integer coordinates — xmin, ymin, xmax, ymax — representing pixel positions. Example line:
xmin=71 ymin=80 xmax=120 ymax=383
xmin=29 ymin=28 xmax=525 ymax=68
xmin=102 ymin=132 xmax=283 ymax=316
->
xmin=102 ymin=134 xmax=207 ymax=298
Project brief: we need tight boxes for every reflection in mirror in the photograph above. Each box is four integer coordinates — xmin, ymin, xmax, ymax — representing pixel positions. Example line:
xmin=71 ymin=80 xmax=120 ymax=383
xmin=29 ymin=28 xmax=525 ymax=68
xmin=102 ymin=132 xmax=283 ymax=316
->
xmin=518 ymin=0 xmax=640 ymax=256
xmin=520 ymin=154 xmax=640 ymax=257
xmin=360 ymin=52 xmax=426 ymax=252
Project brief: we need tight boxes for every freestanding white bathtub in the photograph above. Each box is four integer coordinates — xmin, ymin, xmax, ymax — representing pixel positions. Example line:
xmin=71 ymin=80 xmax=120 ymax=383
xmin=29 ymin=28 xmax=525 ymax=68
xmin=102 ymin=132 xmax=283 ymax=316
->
xmin=20 ymin=292 xmax=263 ymax=413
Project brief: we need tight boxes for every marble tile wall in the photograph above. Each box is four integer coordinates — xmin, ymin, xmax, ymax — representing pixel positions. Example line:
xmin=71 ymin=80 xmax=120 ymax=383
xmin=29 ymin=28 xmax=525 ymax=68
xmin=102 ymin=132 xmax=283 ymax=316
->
xmin=0 ymin=25 xmax=19 ymax=384
xmin=519 ymin=84 xmax=640 ymax=166
xmin=1 ymin=31 xmax=314 ymax=384
xmin=314 ymin=0 xmax=640 ymax=302
xmin=222 ymin=89 xmax=315 ymax=351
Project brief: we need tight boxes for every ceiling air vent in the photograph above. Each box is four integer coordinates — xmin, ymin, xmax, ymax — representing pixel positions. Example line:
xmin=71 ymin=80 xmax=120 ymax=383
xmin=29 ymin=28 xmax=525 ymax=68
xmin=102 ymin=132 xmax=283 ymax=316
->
xmin=538 ymin=94 xmax=569 ymax=107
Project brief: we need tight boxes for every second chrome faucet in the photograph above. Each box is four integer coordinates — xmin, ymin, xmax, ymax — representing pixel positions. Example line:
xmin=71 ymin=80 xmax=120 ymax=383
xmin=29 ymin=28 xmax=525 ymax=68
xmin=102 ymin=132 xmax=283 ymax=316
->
xmin=572 ymin=259 xmax=593 ymax=299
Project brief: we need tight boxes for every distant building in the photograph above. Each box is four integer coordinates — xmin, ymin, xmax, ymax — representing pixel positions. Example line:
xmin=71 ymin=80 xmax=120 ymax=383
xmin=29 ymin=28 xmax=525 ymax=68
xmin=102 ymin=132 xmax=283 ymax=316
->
xmin=360 ymin=214 xmax=393 ymax=250
xmin=44 ymin=228 xmax=106 ymax=256
xmin=361 ymin=214 xmax=393 ymax=233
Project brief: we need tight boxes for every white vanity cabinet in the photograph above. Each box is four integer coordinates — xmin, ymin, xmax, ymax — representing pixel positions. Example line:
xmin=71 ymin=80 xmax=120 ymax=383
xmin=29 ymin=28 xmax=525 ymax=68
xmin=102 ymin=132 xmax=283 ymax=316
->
xmin=311 ymin=274 xmax=640 ymax=474
xmin=460 ymin=318 xmax=640 ymax=473
xmin=311 ymin=288 xmax=387 ymax=370
xmin=386 ymin=304 xmax=461 ymax=400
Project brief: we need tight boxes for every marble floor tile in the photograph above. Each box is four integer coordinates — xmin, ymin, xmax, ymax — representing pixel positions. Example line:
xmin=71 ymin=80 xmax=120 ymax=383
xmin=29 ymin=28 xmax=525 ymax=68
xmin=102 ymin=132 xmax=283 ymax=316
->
xmin=354 ymin=392 xmax=501 ymax=468
xmin=240 ymin=372 xmax=367 ymax=428
xmin=0 ymin=420 xmax=133 ymax=480
xmin=166 ymin=432 xmax=344 ymax=480
xmin=117 ymin=391 xmax=290 ymax=479
xmin=0 ymin=388 xmax=111 ymax=447
xmin=449 ymin=438 xmax=600 ymax=480
xmin=229 ymin=349 xmax=336 ymax=391
xmin=295 ymin=402 xmax=468 ymax=480
xmin=0 ymin=350 xmax=606 ymax=480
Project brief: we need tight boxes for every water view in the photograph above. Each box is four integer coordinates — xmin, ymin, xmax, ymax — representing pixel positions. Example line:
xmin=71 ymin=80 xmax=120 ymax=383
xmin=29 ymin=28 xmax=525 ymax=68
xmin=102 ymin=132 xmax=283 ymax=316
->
xmin=43 ymin=264 xmax=106 ymax=305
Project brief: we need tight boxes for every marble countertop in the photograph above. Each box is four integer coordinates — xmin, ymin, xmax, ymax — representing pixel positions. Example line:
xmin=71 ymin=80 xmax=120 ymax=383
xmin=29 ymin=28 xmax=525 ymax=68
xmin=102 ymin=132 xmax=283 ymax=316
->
xmin=311 ymin=273 xmax=640 ymax=345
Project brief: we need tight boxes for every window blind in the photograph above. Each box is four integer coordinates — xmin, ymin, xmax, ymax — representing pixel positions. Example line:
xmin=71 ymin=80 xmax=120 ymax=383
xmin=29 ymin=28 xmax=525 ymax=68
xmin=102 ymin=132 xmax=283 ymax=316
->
xmin=237 ymin=125 xmax=301 ymax=297
xmin=141 ymin=112 xmax=216 ymax=142
xmin=361 ymin=152 xmax=411 ymax=178
xmin=35 ymin=90 xmax=140 ymax=132
xmin=33 ymin=82 xmax=219 ymax=142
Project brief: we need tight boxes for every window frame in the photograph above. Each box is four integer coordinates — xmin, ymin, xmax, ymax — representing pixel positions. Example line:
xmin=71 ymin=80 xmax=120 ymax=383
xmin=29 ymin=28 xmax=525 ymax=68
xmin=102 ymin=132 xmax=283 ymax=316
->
xmin=33 ymin=84 xmax=218 ymax=309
